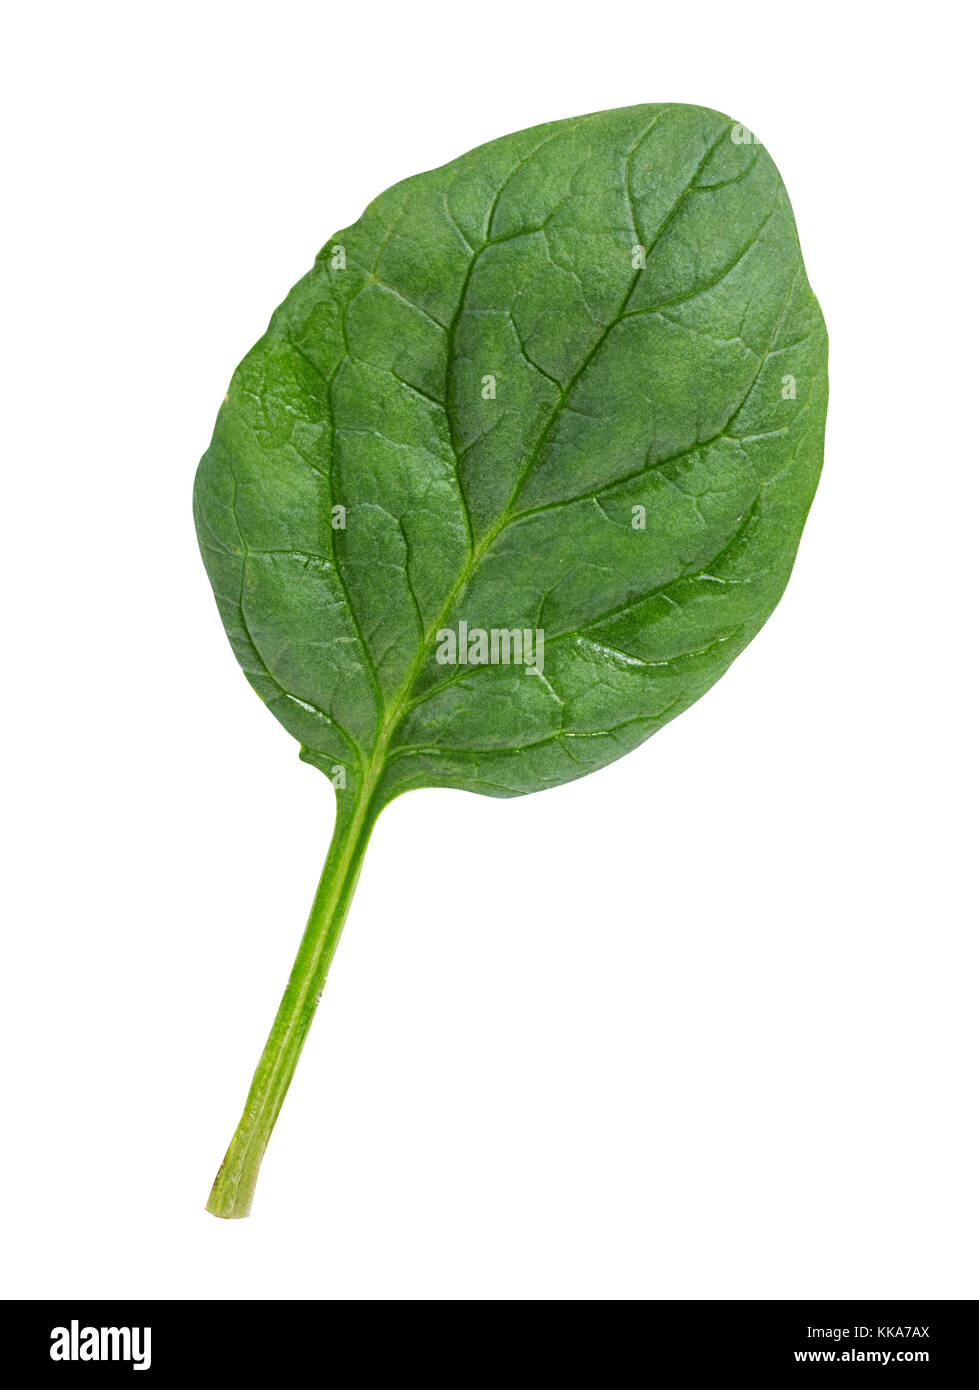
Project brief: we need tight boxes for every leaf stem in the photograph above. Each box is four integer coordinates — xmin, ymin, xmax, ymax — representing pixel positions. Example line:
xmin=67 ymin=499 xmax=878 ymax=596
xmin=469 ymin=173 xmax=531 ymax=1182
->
xmin=205 ymin=781 xmax=380 ymax=1219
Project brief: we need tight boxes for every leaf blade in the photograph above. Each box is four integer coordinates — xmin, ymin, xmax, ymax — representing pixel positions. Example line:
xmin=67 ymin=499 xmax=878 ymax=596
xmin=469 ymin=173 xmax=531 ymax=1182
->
xmin=195 ymin=102 xmax=827 ymax=805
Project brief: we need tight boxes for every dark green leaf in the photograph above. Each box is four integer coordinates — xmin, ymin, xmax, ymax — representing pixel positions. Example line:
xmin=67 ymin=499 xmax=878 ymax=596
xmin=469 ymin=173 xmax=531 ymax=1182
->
xmin=196 ymin=102 xmax=826 ymax=808
xmin=194 ymin=103 xmax=827 ymax=1216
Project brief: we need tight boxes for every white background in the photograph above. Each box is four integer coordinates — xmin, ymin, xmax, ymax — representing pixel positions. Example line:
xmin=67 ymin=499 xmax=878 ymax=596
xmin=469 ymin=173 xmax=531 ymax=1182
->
xmin=2 ymin=0 xmax=976 ymax=1300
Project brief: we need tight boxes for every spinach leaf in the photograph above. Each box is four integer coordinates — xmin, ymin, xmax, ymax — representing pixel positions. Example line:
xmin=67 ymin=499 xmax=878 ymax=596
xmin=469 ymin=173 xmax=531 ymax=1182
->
xmin=195 ymin=103 xmax=827 ymax=1217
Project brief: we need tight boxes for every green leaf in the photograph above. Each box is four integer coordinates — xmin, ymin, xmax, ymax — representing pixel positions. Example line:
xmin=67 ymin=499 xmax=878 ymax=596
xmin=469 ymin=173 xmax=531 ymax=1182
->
xmin=194 ymin=103 xmax=827 ymax=1216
